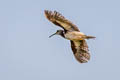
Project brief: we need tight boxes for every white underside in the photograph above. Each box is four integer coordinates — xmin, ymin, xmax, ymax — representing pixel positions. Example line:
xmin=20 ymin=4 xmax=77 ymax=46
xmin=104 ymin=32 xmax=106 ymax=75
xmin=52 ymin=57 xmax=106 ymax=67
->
xmin=64 ymin=31 xmax=85 ymax=41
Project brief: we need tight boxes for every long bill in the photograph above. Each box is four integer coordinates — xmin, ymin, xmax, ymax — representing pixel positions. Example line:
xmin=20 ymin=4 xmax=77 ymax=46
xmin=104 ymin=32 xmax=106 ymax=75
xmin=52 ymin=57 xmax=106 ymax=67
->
xmin=49 ymin=32 xmax=57 ymax=38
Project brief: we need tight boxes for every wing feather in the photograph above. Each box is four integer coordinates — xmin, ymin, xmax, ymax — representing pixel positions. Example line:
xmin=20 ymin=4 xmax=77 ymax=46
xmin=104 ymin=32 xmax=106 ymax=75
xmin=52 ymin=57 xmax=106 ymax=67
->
xmin=44 ymin=10 xmax=80 ymax=31
xmin=71 ymin=40 xmax=90 ymax=63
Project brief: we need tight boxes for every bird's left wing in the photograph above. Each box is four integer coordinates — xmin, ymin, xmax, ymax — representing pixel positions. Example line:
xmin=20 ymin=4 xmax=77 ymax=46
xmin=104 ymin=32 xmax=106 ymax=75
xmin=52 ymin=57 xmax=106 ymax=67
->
xmin=70 ymin=40 xmax=90 ymax=63
xmin=44 ymin=10 xmax=80 ymax=31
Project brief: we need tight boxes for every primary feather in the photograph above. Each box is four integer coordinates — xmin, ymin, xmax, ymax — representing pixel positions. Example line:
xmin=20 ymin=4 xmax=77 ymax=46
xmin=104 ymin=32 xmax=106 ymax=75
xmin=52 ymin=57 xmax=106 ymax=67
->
xmin=44 ymin=10 xmax=80 ymax=31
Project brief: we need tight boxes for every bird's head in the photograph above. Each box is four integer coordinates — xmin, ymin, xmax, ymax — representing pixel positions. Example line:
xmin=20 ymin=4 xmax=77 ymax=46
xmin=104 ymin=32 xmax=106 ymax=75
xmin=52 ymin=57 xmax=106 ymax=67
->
xmin=49 ymin=30 xmax=64 ymax=38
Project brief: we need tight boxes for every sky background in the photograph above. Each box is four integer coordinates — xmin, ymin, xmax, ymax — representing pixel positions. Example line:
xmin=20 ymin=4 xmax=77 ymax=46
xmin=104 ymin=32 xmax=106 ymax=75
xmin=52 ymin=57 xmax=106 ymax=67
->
xmin=0 ymin=0 xmax=120 ymax=80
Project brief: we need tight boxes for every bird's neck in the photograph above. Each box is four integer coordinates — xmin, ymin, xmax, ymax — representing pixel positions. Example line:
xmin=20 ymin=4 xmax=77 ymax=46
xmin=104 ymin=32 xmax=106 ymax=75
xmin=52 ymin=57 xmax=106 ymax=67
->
xmin=60 ymin=32 xmax=65 ymax=38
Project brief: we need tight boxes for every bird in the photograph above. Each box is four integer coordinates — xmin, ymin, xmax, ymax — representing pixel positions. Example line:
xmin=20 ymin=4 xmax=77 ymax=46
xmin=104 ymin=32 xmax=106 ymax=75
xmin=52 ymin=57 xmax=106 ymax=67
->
xmin=44 ymin=10 xmax=95 ymax=63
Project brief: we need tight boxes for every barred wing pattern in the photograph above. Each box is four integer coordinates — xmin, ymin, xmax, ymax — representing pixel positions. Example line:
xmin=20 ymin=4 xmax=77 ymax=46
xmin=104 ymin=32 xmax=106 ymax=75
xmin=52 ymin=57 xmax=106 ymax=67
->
xmin=44 ymin=10 xmax=80 ymax=31
xmin=45 ymin=10 xmax=91 ymax=63
xmin=71 ymin=40 xmax=90 ymax=63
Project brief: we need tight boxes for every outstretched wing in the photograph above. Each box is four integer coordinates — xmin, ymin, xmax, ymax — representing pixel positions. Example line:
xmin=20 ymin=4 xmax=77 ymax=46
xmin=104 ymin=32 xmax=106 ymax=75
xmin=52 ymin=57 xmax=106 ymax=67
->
xmin=71 ymin=40 xmax=90 ymax=63
xmin=44 ymin=10 xmax=80 ymax=31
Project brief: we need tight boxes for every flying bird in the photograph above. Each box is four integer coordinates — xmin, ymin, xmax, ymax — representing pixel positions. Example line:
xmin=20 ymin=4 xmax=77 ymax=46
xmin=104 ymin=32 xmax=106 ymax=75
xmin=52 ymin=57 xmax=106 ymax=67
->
xmin=44 ymin=10 xmax=95 ymax=63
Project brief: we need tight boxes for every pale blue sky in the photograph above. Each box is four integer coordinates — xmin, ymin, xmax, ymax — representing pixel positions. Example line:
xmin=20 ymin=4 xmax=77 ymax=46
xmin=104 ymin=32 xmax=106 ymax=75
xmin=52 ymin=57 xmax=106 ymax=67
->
xmin=0 ymin=0 xmax=120 ymax=80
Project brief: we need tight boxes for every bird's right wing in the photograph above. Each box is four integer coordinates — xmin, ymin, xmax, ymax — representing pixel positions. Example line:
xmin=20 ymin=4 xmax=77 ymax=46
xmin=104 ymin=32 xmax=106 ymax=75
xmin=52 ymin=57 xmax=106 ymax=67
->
xmin=70 ymin=40 xmax=90 ymax=63
xmin=44 ymin=10 xmax=80 ymax=31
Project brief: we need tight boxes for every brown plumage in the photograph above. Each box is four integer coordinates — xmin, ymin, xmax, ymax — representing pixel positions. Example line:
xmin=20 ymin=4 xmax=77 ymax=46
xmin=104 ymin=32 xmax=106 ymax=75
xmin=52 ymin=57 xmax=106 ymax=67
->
xmin=44 ymin=10 xmax=95 ymax=63
xmin=44 ymin=10 xmax=79 ymax=32
xmin=71 ymin=40 xmax=90 ymax=63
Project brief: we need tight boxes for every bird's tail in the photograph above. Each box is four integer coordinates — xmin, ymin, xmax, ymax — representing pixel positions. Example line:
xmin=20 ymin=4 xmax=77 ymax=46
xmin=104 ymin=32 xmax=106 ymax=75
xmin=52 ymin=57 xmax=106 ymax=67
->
xmin=85 ymin=35 xmax=96 ymax=39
